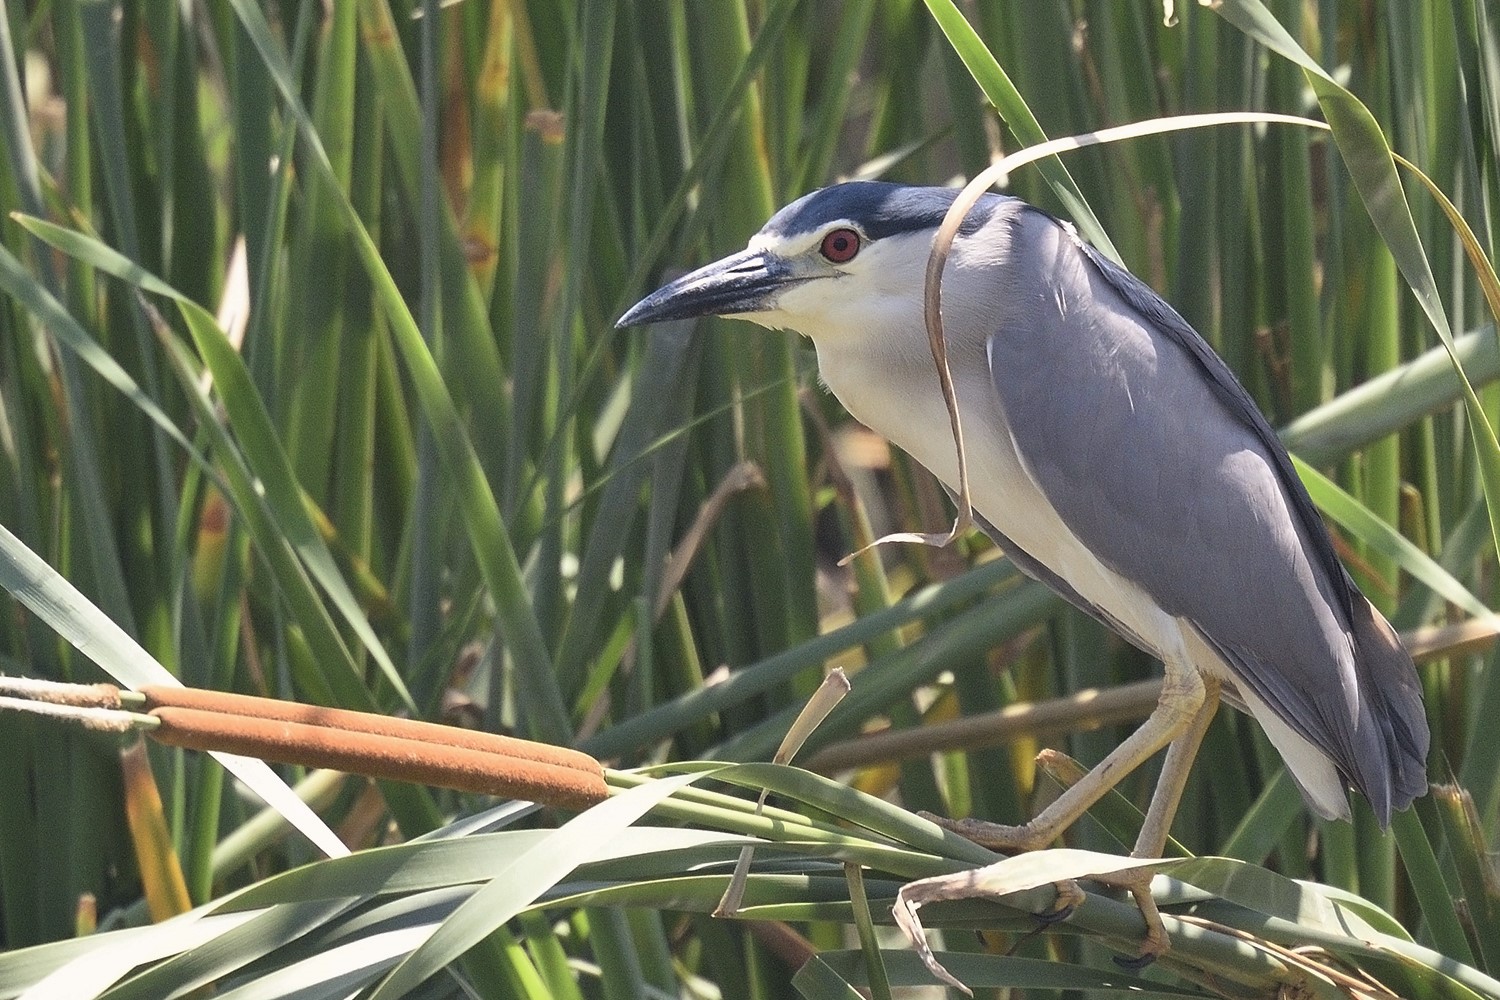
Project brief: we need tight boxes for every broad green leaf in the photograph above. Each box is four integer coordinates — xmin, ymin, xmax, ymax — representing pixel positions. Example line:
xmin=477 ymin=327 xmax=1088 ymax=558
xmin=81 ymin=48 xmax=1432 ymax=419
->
xmin=1294 ymin=457 xmax=1492 ymax=618
xmin=369 ymin=773 xmax=707 ymax=999
xmin=0 ymin=521 xmax=344 ymax=860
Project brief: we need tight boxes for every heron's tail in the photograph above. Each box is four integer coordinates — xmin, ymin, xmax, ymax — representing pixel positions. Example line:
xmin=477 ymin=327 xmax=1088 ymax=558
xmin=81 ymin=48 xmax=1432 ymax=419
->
xmin=1346 ymin=596 xmax=1430 ymax=826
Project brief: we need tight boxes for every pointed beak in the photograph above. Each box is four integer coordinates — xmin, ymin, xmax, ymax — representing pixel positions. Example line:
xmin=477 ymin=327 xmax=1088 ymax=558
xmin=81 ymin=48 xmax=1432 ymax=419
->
xmin=616 ymin=248 xmax=803 ymax=328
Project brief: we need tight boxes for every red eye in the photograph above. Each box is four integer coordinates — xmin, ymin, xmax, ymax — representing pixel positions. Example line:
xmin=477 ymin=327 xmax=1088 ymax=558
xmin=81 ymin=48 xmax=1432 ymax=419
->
xmin=819 ymin=228 xmax=861 ymax=264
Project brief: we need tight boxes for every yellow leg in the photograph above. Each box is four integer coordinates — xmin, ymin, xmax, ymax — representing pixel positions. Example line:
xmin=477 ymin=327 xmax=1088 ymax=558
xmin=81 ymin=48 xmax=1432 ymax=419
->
xmin=931 ymin=663 xmax=1208 ymax=852
xmin=1133 ymin=677 xmax=1220 ymax=858
xmin=929 ymin=662 xmax=1218 ymax=967
xmin=1099 ymin=678 xmax=1220 ymax=966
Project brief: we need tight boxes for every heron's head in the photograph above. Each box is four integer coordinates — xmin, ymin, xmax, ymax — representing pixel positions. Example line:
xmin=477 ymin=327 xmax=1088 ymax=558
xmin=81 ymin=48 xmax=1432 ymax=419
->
xmin=617 ymin=182 xmax=1002 ymax=344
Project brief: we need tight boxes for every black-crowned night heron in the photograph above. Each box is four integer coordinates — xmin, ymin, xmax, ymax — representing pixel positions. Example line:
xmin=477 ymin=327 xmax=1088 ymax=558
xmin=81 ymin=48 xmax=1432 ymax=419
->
xmin=618 ymin=181 xmax=1429 ymax=951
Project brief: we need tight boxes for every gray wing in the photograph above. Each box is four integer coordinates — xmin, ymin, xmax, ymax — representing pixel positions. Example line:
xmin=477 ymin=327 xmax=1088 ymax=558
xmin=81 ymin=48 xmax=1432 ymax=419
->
xmin=984 ymin=207 xmax=1427 ymax=822
xmin=953 ymin=496 xmax=1154 ymax=653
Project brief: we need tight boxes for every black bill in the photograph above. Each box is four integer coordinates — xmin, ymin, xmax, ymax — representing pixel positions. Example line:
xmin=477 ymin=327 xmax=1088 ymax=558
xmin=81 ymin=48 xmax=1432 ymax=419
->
xmin=616 ymin=248 xmax=803 ymax=327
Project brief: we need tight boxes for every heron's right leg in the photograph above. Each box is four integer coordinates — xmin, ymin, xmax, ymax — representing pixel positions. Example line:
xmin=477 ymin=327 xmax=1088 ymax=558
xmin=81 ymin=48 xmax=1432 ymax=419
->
xmin=931 ymin=664 xmax=1208 ymax=853
xmin=1082 ymin=678 xmax=1221 ymax=968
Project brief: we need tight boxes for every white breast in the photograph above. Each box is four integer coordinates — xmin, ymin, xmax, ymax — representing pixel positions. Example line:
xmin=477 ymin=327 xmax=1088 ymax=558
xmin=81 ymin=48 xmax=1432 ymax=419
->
xmin=814 ymin=340 xmax=1189 ymax=666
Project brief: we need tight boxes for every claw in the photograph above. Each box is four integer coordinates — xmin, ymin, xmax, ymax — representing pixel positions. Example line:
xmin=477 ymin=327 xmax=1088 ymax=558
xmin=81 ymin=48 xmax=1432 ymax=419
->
xmin=1112 ymin=950 xmax=1158 ymax=972
xmin=1095 ymin=869 xmax=1170 ymax=968
xmin=1033 ymin=879 xmax=1085 ymax=925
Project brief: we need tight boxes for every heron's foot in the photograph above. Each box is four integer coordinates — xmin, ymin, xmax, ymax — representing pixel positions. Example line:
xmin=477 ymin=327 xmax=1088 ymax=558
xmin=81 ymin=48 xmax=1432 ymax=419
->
xmin=1034 ymin=879 xmax=1085 ymax=925
xmin=1094 ymin=869 xmax=1169 ymax=969
xmin=919 ymin=811 xmax=1050 ymax=853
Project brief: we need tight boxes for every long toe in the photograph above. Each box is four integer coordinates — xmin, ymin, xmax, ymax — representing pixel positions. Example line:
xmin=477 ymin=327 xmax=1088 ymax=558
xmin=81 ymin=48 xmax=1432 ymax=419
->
xmin=920 ymin=811 xmax=1049 ymax=852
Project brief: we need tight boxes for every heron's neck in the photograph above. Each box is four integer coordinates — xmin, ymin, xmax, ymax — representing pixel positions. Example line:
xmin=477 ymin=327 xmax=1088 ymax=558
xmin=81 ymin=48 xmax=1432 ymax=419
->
xmin=811 ymin=325 xmax=994 ymax=493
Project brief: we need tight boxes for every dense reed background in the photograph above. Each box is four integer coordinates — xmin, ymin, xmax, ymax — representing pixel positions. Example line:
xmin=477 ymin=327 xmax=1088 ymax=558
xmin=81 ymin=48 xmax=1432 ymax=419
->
xmin=0 ymin=0 xmax=1498 ymax=996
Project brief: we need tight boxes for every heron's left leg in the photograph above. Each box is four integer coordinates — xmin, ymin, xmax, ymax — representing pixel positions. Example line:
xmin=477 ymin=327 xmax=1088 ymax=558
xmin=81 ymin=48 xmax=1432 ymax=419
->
xmin=927 ymin=653 xmax=1211 ymax=965
xmin=929 ymin=662 xmax=1208 ymax=852
xmin=1133 ymin=676 xmax=1221 ymax=859
xmin=1101 ymin=675 xmax=1221 ymax=967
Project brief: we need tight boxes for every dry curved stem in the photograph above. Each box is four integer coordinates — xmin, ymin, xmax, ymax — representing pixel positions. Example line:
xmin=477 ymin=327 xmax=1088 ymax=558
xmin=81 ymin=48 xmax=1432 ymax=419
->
xmin=653 ymin=459 xmax=767 ymax=622
xmin=893 ymin=851 xmax=1178 ymax=995
xmin=841 ymin=169 xmax=994 ymax=564
xmin=852 ymin=113 xmax=1327 ymax=565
